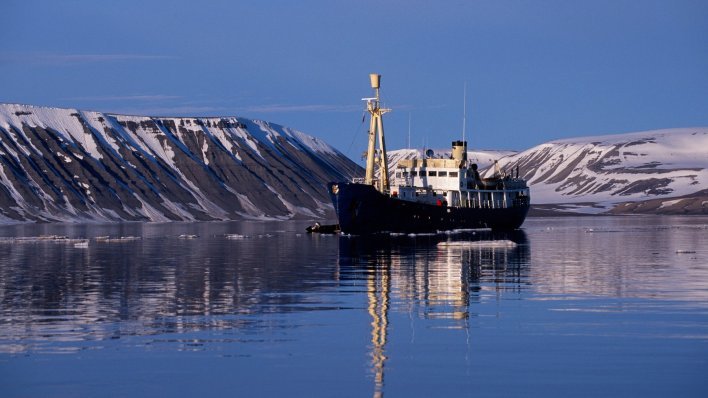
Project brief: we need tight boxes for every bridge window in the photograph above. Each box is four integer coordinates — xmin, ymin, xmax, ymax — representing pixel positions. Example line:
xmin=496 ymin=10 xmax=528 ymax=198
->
xmin=428 ymin=171 xmax=437 ymax=177
xmin=449 ymin=171 xmax=458 ymax=177
xmin=438 ymin=171 xmax=448 ymax=177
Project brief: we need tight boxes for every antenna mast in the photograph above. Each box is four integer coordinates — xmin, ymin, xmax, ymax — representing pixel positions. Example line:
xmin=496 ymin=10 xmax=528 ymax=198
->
xmin=462 ymin=81 xmax=467 ymax=143
xmin=407 ymin=113 xmax=411 ymax=150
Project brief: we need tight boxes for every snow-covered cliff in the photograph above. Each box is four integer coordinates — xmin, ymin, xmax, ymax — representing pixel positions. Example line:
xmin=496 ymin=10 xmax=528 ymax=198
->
xmin=489 ymin=128 xmax=708 ymax=214
xmin=0 ymin=104 xmax=361 ymax=222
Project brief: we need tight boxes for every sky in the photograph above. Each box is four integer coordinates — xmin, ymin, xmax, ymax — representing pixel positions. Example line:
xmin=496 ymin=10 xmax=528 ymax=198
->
xmin=1 ymin=0 xmax=707 ymax=159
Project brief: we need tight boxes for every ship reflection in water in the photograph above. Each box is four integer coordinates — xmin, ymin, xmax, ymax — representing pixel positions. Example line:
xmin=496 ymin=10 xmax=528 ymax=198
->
xmin=338 ymin=230 xmax=529 ymax=397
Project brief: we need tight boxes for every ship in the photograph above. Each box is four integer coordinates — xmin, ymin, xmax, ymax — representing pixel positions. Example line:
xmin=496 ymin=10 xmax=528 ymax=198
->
xmin=328 ymin=74 xmax=530 ymax=234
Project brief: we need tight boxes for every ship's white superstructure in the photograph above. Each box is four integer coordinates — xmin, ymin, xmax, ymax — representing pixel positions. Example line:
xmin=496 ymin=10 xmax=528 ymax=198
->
xmin=392 ymin=141 xmax=529 ymax=211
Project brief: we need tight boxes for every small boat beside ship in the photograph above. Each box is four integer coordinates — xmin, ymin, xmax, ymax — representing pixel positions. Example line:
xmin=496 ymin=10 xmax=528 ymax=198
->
xmin=328 ymin=74 xmax=530 ymax=234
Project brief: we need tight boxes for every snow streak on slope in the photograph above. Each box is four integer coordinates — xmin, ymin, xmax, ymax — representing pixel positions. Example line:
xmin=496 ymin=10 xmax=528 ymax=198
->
xmin=0 ymin=104 xmax=361 ymax=222
xmin=487 ymin=128 xmax=708 ymax=211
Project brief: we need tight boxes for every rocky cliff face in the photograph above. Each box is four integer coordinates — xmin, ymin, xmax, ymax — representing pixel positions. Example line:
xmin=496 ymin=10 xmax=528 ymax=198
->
xmin=0 ymin=104 xmax=361 ymax=222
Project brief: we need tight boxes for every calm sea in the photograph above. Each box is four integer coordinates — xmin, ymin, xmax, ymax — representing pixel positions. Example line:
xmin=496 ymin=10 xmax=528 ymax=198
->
xmin=1 ymin=216 xmax=707 ymax=397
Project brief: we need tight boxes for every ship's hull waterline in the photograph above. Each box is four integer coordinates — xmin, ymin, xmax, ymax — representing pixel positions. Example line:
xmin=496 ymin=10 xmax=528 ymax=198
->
xmin=330 ymin=182 xmax=529 ymax=234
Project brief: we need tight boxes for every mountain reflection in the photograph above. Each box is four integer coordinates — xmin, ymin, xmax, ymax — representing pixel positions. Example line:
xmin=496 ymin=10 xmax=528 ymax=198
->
xmin=0 ymin=227 xmax=529 ymax=361
xmin=0 ymin=232 xmax=336 ymax=353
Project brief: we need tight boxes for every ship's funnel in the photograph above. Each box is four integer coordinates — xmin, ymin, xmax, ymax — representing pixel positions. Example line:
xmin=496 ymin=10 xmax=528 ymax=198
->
xmin=452 ymin=140 xmax=467 ymax=162
xmin=370 ymin=73 xmax=381 ymax=89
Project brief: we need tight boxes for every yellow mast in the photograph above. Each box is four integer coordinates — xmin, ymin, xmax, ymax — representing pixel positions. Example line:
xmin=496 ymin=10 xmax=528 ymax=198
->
xmin=364 ymin=73 xmax=391 ymax=193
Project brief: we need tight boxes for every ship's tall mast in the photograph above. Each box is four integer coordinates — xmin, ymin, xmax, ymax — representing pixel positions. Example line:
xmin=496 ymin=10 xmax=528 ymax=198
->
xmin=364 ymin=73 xmax=391 ymax=193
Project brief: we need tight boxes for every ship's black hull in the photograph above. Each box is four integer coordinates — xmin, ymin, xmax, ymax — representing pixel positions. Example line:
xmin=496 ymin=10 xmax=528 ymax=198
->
xmin=329 ymin=182 xmax=529 ymax=234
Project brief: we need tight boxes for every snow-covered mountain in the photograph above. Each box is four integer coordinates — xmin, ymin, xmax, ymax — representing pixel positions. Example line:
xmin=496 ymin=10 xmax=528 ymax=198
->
xmin=0 ymin=103 xmax=361 ymax=222
xmin=487 ymin=128 xmax=708 ymax=214
xmin=2 ymin=102 xmax=705 ymax=222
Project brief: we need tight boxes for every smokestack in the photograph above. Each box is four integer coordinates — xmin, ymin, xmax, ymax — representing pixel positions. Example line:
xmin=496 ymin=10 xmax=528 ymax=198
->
xmin=452 ymin=140 xmax=467 ymax=162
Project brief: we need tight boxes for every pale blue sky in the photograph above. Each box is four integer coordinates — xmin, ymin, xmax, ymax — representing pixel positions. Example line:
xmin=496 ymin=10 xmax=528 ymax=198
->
xmin=1 ymin=0 xmax=707 ymax=157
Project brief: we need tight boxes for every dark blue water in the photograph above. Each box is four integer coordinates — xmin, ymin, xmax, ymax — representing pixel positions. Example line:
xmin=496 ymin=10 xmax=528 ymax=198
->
xmin=1 ymin=217 xmax=707 ymax=397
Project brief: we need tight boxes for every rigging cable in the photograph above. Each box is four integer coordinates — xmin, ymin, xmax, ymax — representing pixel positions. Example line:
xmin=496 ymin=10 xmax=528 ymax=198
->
xmin=346 ymin=110 xmax=367 ymax=159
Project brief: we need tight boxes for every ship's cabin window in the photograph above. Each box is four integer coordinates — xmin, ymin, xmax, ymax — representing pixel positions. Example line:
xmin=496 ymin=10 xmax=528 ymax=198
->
xmin=438 ymin=171 xmax=448 ymax=177
xmin=428 ymin=170 xmax=437 ymax=177
xmin=449 ymin=171 xmax=458 ymax=177
xmin=411 ymin=171 xmax=418 ymax=177
xmin=395 ymin=172 xmax=401 ymax=178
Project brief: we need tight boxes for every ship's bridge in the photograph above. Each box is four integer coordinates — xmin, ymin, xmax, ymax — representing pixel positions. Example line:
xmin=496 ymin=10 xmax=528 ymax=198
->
xmin=393 ymin=158 xmax=465 ymax=191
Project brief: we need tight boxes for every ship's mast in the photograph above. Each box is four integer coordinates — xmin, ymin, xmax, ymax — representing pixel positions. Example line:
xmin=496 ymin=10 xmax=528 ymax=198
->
xmin=364 ymin=73 xmax=391 ymax=193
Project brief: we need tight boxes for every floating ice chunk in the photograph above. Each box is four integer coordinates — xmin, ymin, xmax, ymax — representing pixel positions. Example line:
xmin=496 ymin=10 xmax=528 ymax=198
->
xmin=443 ymin=229 xmax=481 ymax=235
xmin=74 ymin=240 xmax=89 ymax=248
xmin=437 ymin=240 xmax=517 ymax=248
xmin=0 ymin=236 xmax=91 ymax=246
xmin=38 ymin=235 xmax=69 ymax=240
xmin=407 ymin=232 xmax=438 ymax=237
xmin=225 ymin=234 xmax=249 ymax=239
xmin=95 ymin=236 xmax=141 ymax=243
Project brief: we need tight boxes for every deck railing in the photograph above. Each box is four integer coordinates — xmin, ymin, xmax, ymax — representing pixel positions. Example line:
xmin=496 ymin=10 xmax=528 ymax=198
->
xmin=348 ymin=179 xmax=530 ymax=209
